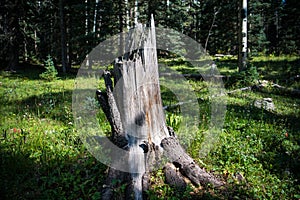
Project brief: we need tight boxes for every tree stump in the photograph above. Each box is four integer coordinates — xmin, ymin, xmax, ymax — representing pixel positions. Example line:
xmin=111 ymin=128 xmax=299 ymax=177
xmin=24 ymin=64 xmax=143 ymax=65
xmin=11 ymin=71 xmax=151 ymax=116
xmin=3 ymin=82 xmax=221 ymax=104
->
xmin=96 ymin=16 xmax=224 ymax=200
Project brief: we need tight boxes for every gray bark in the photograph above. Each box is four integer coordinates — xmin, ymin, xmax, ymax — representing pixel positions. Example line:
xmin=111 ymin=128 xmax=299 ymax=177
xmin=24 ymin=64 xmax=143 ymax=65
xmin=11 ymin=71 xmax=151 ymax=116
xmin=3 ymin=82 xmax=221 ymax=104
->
xmin=97 ymin=16 xmax=224 ymax=200
xmin=161 ymin=136 xmax=224 ymax=187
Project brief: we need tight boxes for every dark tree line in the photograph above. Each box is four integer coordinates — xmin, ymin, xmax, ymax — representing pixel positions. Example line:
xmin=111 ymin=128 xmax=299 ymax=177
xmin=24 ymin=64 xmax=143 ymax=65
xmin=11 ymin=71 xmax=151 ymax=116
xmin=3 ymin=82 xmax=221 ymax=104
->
xmin=0 ymin=0 xmax=299 ymax=70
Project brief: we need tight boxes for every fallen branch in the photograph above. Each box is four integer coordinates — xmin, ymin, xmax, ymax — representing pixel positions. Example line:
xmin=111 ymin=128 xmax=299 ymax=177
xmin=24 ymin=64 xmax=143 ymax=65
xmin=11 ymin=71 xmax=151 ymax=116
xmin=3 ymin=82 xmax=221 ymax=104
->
xmin=225 ymin=80 xmax=300 ymax=97
xmin=226 ymin=86 xmax=253 ymax=94
xmin=254 ymin=80 xmax=300 ymax=97
xmin=160 ymin=72 xmax=230 ymax=81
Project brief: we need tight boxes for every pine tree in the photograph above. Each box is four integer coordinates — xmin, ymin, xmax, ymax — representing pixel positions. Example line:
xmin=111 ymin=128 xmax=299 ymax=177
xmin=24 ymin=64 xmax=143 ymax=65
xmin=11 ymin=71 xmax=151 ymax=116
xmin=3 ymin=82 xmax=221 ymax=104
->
xmin=279 ymin=0 xmax=300 ymax=54
xmin=248 ymin=0 xmax=270 ymax=55
xmin=0 ymin=0 xmax=25 ymax=70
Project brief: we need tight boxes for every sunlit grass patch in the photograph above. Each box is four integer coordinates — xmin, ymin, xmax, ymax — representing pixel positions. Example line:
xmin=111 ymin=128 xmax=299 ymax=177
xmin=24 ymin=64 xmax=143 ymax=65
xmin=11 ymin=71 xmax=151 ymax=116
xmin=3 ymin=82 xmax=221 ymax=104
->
xmin=1 ymin=56 xmax=300 ymax=199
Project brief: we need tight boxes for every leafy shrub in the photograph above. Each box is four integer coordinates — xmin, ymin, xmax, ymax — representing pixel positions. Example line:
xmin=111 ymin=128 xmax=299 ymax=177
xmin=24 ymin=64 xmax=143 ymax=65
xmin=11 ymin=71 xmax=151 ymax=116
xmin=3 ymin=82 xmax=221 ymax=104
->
xmin=40 ymin=55 xmax=58 ymax=81
xmin=227 ymin=64 xmax=259 ymax=87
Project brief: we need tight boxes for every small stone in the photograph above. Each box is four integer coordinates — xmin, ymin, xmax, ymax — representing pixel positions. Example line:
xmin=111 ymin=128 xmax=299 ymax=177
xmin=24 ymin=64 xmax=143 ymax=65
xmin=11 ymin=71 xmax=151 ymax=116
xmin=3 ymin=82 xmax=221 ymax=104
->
xmin=254 ymin=98 xmax=276 ymax=111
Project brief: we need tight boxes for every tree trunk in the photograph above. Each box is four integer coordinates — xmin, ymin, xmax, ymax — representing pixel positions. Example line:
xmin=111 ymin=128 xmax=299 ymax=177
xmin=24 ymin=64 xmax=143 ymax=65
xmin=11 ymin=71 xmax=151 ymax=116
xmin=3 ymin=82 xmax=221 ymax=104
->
xmin=238 ymin=0 xmax=248 ymax=72
xmin=59 ymin=0 xmax=67 ymax=73
xmin=97 ymin=16 xmax=224 ymax=200
xmin=134 ymin=0 xmax=139 ymax=25
xmin=204 ymin=7 xmax=219 ymax=52
xmin=5 ymin=0 xmax=21 ymax=71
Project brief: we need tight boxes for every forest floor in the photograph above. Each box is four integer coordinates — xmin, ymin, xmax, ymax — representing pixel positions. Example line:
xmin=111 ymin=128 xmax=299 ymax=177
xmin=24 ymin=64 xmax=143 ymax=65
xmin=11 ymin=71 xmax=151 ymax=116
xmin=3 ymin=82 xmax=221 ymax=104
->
xmin=0 ymin=56 xmax=299 ymax=199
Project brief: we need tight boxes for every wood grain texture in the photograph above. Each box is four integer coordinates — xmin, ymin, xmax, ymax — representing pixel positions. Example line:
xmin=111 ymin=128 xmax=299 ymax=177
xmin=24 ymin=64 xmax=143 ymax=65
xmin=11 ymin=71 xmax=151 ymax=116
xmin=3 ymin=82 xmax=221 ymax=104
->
xmin=98 ymin=16 xmax=225 ymax=200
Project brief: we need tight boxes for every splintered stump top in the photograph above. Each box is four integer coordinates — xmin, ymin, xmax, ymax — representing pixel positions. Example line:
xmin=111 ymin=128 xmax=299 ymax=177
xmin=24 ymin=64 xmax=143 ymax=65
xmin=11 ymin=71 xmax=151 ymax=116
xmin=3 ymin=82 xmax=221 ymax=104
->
xmin=97 ymin=16 xmax=224 ymax=200
xmin=112 ymin=16 xmax=169 ymax=148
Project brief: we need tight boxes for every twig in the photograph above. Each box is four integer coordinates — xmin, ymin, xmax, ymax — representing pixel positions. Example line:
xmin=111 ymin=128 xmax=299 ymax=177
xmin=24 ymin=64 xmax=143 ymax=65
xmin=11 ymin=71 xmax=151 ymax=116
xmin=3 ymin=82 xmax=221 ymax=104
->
xmin=205 ymin=7 xmax=220 ymax=52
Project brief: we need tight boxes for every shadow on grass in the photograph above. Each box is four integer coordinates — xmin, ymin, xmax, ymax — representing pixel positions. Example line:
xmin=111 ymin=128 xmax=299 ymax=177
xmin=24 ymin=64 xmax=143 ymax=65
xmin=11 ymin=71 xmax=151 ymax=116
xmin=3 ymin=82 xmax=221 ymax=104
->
xmin=0 ymin=141 xmax=106 ymax=200
xmin=1 ymin=89 xmax=74 ymax=124
xmin=225 ymin=100 xmax=300 ymax=182
xmin=215 ymin=57 xmax=300 ymax=83
xmin=252 ymin=58 xmax=300 ymax=82
xmin=0 ymin=147 xmax=37 ymax=199
xmin=1 ymin=62 xmax=77 ymax=81
xmin=159 ymin=59 xmax=205 ymax=75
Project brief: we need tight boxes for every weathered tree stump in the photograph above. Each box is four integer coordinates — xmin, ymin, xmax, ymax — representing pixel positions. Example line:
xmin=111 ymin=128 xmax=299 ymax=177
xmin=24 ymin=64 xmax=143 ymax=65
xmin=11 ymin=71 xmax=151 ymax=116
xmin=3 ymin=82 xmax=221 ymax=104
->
xmin=97 ymin=16 xmax=224 ymax=200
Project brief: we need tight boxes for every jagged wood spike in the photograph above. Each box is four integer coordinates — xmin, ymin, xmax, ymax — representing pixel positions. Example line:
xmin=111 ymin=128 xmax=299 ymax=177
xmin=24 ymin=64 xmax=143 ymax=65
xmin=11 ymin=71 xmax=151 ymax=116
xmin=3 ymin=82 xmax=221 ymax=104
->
xmin=97 ymin=15 xmax=225 ymax=200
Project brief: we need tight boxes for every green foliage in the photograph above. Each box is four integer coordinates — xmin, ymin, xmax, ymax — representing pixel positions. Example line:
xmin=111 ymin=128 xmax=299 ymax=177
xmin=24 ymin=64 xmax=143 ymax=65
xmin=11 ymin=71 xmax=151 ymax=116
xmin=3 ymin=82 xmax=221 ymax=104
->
xmin=1 ymin=57 xmax=300 ymax=199
xmin=166 ymin=113 xmax=182 ymax=132
xmin=39 ymin=55 xmax=58 ymax=81
xmin=158 ymin=57 xmax=299 ymax=199
xmin=2 ymin=0 xmax=300 ymax=69
xmin=245 ymin=65 xmax=259 ymax=85
xmin=227 ymin=64 xmax=259 ymax=87
xmin=204 ymin=90 xmax=300 ymax=199
xmin=0 ymin=69 xmax=106 ymax=199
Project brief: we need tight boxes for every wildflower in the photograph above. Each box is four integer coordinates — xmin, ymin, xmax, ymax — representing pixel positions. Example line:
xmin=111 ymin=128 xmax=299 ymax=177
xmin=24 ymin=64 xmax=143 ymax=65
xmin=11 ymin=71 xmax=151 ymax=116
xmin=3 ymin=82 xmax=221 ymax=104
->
xmin=13 ymin=128 xmax=21 ymax=133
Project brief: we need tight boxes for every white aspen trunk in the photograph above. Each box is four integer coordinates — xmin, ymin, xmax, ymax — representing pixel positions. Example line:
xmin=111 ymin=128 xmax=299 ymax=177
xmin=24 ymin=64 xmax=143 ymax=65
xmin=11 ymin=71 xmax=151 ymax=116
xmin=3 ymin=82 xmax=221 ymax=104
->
xmin=34 ymin=30 xmax=37 ymax=55
xmin=23 ymin=20 xmax=27 ymax=62
xmin=134 ymin=0 xmax=139 ymax=25
xmin=241 ymin=0 xmax=248 ymax=68
xmin=238 ymin=0 xmax=248 ymax=71
xmin=85 ymin=0 xmax=88 ymax=36
xmin=93 ymin=0 xmax=99 ymax=33
xmin=125 ymin=0 xmax=130 ymax=30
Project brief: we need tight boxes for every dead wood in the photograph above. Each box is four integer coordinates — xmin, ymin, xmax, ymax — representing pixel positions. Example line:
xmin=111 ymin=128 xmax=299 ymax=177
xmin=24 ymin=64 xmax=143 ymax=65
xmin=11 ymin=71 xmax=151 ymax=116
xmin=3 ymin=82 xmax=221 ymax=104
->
xmin=160 ymin=72 xmax=229 ymax=81
xmin=161 ymin=136 xmax=224 ymax=187
xmin=164 ymin=162 xmax=187 ymax=190
xmin=96 ymin=16 xmax=224 ymax=200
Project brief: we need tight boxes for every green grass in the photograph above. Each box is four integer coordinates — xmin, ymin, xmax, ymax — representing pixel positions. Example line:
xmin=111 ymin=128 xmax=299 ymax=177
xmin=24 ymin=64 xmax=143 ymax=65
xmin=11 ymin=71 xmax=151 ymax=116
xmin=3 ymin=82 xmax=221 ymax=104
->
xmin=0 ymin=69 xmax=106 ymax=199
xmin=203 ymin=91 xmax=300 ymax=199
xmin=216 ymin=55 xmax=300 ymax=86
xmin=1 ymin=56 xmax=300 ymax=199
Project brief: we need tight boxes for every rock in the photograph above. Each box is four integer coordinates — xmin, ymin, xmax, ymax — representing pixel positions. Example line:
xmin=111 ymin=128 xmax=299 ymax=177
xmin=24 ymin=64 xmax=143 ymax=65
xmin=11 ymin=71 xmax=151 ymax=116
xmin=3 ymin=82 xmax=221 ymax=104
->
xmin=254 ymin=98 xmax=275 ymax=111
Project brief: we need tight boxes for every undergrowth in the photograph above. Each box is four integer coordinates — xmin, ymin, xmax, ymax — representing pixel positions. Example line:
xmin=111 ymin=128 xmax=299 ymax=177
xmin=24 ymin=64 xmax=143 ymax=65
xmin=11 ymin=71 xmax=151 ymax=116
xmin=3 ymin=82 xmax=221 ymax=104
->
xmin=0 ymin=56 xmax=299 ymax=199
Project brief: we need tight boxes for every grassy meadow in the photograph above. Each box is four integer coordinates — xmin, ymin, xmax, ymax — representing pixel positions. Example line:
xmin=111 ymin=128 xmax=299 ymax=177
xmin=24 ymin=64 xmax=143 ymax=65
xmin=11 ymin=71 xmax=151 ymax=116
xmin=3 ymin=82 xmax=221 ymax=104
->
xmin=0 ymin=56 xmax=300 ymax=199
